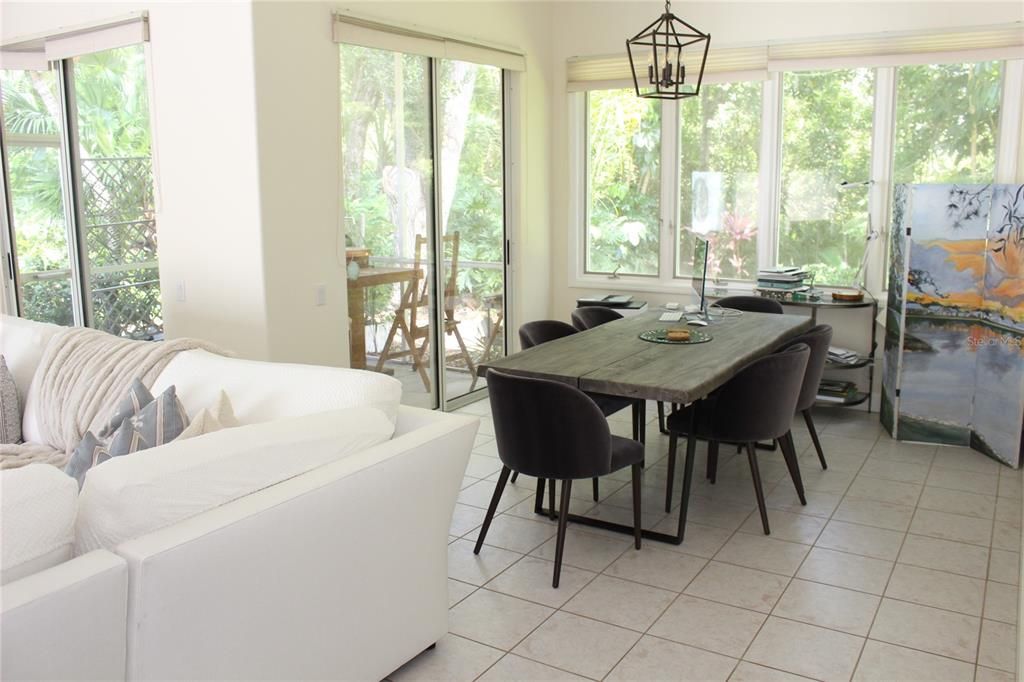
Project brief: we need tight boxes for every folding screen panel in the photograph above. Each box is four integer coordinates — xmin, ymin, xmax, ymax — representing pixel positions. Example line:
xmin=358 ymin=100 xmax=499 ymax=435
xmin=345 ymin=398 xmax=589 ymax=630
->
xmin=884 ymin=183 xmax=1024 ymax=467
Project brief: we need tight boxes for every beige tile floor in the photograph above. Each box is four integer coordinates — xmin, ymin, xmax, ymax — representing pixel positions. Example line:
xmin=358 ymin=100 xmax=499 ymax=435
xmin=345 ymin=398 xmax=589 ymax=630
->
xmin=389 ymin=403 xmax=1022 ymax=682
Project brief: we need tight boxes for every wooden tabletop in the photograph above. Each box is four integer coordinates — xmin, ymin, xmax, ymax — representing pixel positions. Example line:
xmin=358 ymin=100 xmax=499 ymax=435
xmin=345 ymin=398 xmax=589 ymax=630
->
xmin=478 ymin=310 xmax=813 ymax=404
xmin=349 ymin=266 xmax=421 ymax=288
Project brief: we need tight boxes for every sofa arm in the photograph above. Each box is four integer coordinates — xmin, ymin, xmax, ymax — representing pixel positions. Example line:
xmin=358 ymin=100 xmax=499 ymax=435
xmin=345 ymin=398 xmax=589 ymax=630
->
xmin=117 ymin=409 xmax=476 ymax=681
xmin=1 ymin=551 xmax=127 ymax=681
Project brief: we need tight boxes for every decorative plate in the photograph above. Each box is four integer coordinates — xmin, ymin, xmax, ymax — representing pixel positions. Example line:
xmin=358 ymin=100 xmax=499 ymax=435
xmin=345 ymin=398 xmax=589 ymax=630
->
xmin=639 ymin=328 xmax=713 ymax=345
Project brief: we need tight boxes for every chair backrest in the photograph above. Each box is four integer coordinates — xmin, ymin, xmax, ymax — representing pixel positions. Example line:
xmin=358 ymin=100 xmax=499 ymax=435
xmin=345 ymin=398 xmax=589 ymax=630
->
xmin=716 ymin=295 xmax=784 ymax=315
xmin=486 ymin=369 xmax=614 ymax=479
xmin=518 ymin=320 xmax=577 ymax=349
xmin=779 ymin=324 xmax=833 ymax=412
xmin=570 ymin=306 xmax=623 ymax=331
xmin=708 ymin=344 xmax=810 ymax=443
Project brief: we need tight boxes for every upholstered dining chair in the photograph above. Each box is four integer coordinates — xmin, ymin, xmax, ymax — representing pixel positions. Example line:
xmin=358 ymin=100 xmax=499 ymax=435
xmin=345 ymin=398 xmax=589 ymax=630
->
xmin=663 ymin=344 xmax=810 ymax=535
xmin=570 ymin=306 xmax=623 ymax=331
xmin=475 ymin=369 xmax=644 ymax=587
xmin=778 ymin=324 xmax=833 ymax=470
xmin=516 ymin=320 xmax=643 ymax=502
xmin=657 ymin=295 xmax=785 ymax=435
xmin=715 ymin=295 xmax=785 ymax=315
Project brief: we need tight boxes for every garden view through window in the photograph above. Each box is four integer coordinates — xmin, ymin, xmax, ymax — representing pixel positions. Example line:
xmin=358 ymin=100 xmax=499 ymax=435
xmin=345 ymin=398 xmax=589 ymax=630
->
xmin=341 ymin=44 xmax=507 ymax=409
xmin=581 ymin=58 xmax=1007 ymax=288
xmin=1 ymin=44 xmax=160 ymax=338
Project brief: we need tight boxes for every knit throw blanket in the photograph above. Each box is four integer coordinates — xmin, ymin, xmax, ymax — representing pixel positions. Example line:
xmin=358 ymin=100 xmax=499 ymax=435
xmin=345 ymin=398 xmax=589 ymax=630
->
xmin=0 ymin=328 xmax=220 ymax=469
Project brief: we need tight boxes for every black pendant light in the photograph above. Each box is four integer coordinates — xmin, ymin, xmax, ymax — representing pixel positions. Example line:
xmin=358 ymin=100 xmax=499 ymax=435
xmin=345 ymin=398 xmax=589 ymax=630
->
xmin=626 ymin=0 xmax=710 ymax=100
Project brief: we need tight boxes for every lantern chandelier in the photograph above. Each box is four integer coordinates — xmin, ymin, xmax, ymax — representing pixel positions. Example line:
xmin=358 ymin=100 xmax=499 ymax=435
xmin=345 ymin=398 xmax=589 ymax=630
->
xmin=626 ymin=0 xmax=711 ymax=100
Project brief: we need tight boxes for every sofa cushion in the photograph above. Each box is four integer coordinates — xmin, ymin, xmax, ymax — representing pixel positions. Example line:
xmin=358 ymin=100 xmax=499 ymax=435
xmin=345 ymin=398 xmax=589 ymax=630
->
xmin=107 ymin=385 xmax=188 ymax=456
xmin=0 ymin=315 xmax=64 ymax=403
xmin=177 ymin=390 xmax=237 ymax=440
xmin=99 ymin=378 xmax=153 ymax=439
xmin=75 ymin=406 xmax=395 ymax=553
xmin=151 ymin=349 xmax=403 ymax=426
xmin=64 ymin=431 xmax=110 ymax=490
xmin=1 ymin=356 xmax=21 ymax=444
xmin=1 ymin=463 xmax=78 ymax=584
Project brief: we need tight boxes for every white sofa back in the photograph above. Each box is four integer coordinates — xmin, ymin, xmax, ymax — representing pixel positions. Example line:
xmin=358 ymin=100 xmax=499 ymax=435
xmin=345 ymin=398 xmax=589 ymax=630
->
xmin=152 ymin=349 xmax=403 ymax=425
xmin=0 ymin=315 xmax=64 ymax=402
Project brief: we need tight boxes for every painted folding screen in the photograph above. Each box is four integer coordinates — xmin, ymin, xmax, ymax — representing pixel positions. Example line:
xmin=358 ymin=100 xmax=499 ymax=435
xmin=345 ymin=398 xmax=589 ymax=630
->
xmin=883 ymin=183 xmax=1024 ymax=468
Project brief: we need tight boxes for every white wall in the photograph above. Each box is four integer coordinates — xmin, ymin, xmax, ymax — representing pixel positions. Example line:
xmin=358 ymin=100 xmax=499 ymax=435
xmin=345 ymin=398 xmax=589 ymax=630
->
xmin=2 ymin=1 xmax=275 ymax=359
xmin=547 ymin=1 xmax=1024 ymax=322
xmin=1 ymin=0 xmax=554 ymax=361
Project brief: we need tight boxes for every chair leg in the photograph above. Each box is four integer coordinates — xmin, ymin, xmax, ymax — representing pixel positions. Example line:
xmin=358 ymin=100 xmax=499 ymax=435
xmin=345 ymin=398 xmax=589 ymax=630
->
xmin=745 ymin=443 xmax=770 ymax=535
xmin=707 ymin=440 xmax=719 ymax=484
xmin=803 ymin=409 xmax=827 ymax=470
xmin=779 ymin=431 xmax=808 ymax=505
xmin=631 ymin=463 xmax=643 ymax=550
xmin=474 ymin=466 xmax=511 ymax=553
xmin=534 ymin=477 xmax=546 ymax=514
xmin=511 ymin=471 xmax=519 ymax=483
xmin=665 ymin=433 xmax=677 ymax=513
xmin=552 ymin=479 xmax=573 ymax=588
xmin=658 ymin=401 xmax=668 ymax=435
xmin=592 ymin=477 xmax=600 ymax=501
xmin=549 ymin=479 xmax=556 ymax=520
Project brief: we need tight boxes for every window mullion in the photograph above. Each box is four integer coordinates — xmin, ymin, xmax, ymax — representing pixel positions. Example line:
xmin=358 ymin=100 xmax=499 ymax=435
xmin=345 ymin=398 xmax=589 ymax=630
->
xmin=56 ymin=59 xmax=88 ymax=328
xmin=867 ymin=66 xmax=896 ymax=296
xmin=660 ymin=99 xmax=680 ymax=284
xmin=757 ymin=73 xmax=782 ymax=273
xmin=995 ymin=59 xmax=1023 ymax=183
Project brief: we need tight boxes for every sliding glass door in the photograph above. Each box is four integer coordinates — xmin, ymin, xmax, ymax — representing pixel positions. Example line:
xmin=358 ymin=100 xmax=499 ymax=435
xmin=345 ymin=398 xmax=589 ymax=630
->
xmin=341 ymin=46 xmax=509 ymax=409
xmin=1 ymin=44 xmax=160 ymax=338
xmin=341 ymin=44 xmax=438 ymax=408
xmin=0 ymin=68 xmax=75 ymax=325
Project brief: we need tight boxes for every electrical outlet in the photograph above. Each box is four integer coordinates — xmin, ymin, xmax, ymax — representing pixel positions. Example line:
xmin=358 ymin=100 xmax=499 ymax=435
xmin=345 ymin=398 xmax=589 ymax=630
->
xmin=315 ymin=284 xmax=327 ymax=307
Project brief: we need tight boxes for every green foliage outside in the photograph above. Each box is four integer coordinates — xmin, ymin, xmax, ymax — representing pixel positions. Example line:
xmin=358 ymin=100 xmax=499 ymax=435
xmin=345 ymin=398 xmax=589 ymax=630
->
xmin=778 ymin=69 xmax=874 ymax=285
xmin=586 ymin=61 xmax=1001 ymax=286
xmin=2 ymin=45 xmax=159 ymax=336
xmin=341 ymin=46 xmax=505 ymax=346
xmin=586 ymin=88 xmax=661 ymax=275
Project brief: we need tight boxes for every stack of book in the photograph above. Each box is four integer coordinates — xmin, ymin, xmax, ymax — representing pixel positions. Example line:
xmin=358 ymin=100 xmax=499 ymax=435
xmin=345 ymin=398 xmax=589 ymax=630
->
xmin=827 ymin=346 xmax=861 ymax=365
xmin=817 ymin=379 xmax=858 ymax=403
xmin=756 ymin=267 xmax=809 ymax=294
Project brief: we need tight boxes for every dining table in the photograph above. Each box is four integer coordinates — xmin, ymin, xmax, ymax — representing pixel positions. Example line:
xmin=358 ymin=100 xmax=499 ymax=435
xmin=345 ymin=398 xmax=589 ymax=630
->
xmin=476 ymin=308 xmax=813 ymax=545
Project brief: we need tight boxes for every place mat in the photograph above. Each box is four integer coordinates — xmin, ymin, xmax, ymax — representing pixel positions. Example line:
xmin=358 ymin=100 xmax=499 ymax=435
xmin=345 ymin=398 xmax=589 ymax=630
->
xmin=639 ymin=328 xmax=713 ymax=345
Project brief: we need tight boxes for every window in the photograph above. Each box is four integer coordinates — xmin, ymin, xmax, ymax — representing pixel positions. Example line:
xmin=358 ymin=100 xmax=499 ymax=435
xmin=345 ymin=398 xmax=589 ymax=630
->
xmin=677 ymin=80 xmax=762 ymax=281
xmin=893 ymin=61 xmax=1002 ymax=184
xmin=585 ymin=88 xmax=660 ymax=276
xmin=340 ymin=41 xmax=511 ymax=409
xmin=778 ymin=68 xmax=874 ymax=286
xmin=575 ymin=57 xmax=1015 ymax=292
xmin=1 ymin=44 xmax=159 ymax=338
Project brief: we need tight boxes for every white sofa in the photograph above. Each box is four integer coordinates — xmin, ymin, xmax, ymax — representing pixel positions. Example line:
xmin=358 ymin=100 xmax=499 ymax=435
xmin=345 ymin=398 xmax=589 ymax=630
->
xmin=0 ymin=315 xmax=477 ymax=681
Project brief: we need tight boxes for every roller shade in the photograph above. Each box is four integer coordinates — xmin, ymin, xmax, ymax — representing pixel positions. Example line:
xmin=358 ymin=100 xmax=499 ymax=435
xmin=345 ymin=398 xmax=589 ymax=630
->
xmin=568 ymin=45 xmax=767 ymax=91
xmin=568 ymin=23 xmax=1024 ymax=91
xmin=769 ymin=24 xmax=1024 ymax=70
xmin=333 ymin=13 xmax=526 ymax=71
xmin=0 ymin=13 xmax=148 ymax=69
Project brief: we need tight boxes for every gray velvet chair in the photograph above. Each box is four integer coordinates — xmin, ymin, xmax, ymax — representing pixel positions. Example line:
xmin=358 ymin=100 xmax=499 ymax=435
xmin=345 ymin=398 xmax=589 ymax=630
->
xmin=517 ymin=320 xmax=643 ymax=502
xmin=664 ymin=343 xmax=810 ymax=535
xmin=779 ymin=324 xmax=834 ymax=470
xmin=475 ymin=369 xmax=644 ymax=587
xmin=570 ymin=306 xmax=623 ymax=331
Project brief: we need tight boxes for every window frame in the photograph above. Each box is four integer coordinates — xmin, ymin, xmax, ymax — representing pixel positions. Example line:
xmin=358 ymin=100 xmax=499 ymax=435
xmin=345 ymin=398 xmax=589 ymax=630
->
xmin=570 ymin=57 xmax=1024 ymax=298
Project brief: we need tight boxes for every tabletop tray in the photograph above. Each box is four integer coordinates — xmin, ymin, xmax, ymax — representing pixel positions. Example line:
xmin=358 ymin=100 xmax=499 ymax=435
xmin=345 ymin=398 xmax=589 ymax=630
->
xmin=639 ymin=328 xmax=712 ymax=345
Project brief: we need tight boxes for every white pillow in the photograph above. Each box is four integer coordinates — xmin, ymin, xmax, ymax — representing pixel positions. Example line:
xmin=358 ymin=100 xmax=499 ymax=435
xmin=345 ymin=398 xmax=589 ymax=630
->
xmin=75 ymin=406 xmax=395 ymax=553
xmin=1 ymin=463 xmax=79 ymax=584
xmin=151 ymin=350 xmax=403 ymax=427
xmin=1 ymin=315 xmax=65 ymax=443
xmin=177 ymin=390 xmax=238 ymax=440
